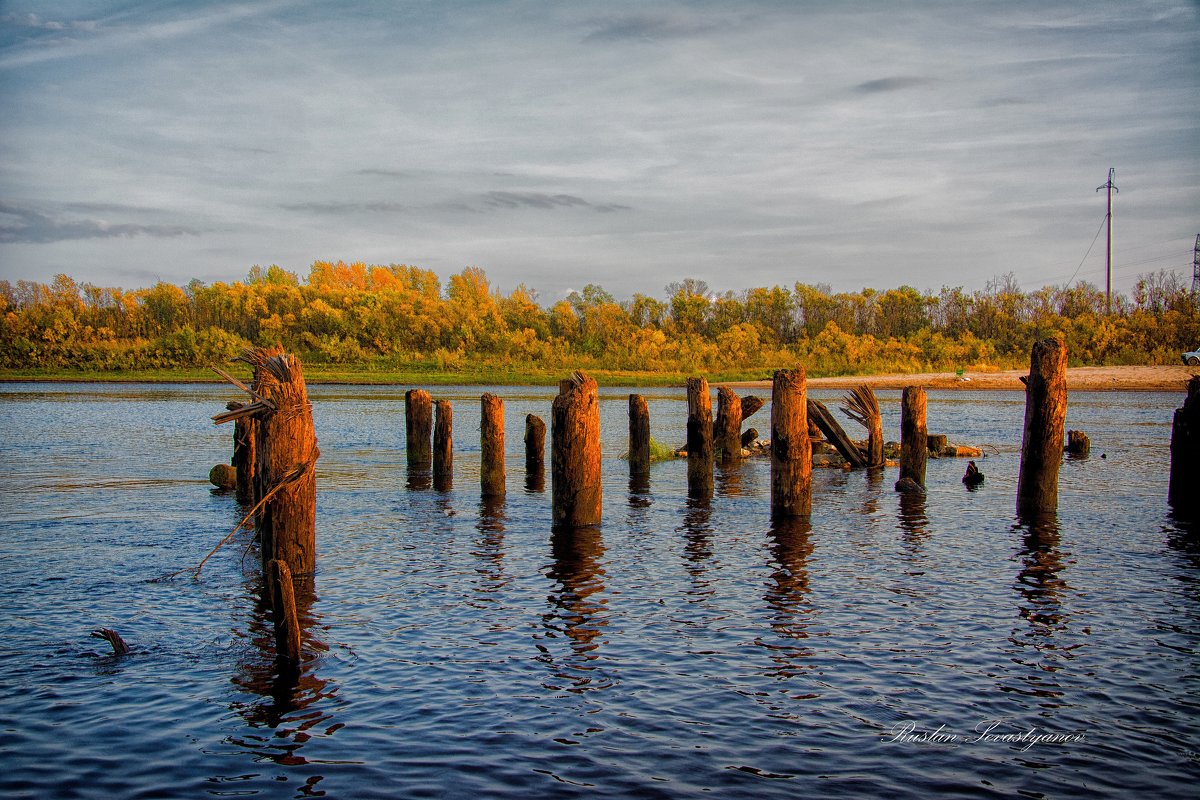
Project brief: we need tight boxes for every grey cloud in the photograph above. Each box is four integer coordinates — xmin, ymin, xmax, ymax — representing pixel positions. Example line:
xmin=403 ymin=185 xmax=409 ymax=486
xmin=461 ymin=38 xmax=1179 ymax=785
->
xmin=582 ymin=13 xmax=721 ymax=43
xmin=280 ymin=201 xmax=409 ymax=214
xmin=477 ymin=192 xmax=631 ymax=213
xmin=853 ymin=76 xmax=935 ymax=93
xmin=0 ymin=201 xmax=197 ymax=244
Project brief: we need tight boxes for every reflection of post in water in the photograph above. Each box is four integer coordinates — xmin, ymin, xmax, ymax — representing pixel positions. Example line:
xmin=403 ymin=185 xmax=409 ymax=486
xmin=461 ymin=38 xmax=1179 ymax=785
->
xmin=628 ymin=471 xmax=651 ymax=510
xmin=472 ymin=495 xmax=508 ymax=598
xmin=1006 ymin=512 xmax=1071 ymax=703
xmin=715 ymin=460 xmax=744 ymax=498
xmin=859 ymin=465 xmax=885 ymax=515
xmin=678 ymin=495 xmax=714 ymax=579
xmin=229 ymin=573 xmax=340 ymax=770
xmin=764 ymin=517 xmax=815 ymax=657
xmin=539 ymin=526 xmax=609 ymax=692
xmin=897 ymin=489 xmax=929 ymax=542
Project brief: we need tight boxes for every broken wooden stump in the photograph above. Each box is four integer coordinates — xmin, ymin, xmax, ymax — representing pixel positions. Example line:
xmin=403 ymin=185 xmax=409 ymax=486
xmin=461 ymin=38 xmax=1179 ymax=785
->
xmin=740 ymin=395 xmax=765 ymax=421
xmin=1065 ymin=429 xmax=1090 ymax=457
xmin=524 ymin=413 xmax=546 ymax=492
xmin=963 ymin=461 xmax=984 ymax=487
xmin=552 ymin=371 xmax=602 ymax=527
xmin=808 ymin=398 xmax=867 ymax=469
xmin=741 ymin=427 xmax=759 ymax=448
xmin=1169 ymin=376 xmax=1200 ymax=514
xmin=927 ymin=434 xmax=948 ymax=454
xmin=268 ymin=559 xmax=301 ymax=663
xmin=247 ymin=347 xmax=319 ymax=580
xmin=897 ymin=386 xmax=928 ymax=491
xmin=687 ymin=377 xmax=714 ymax=499
xmin=771 ymin=368 xmax=812 ymax=518
xmin=715 ymin=387 xmax=743 ymax=464
xmin=628 ymin=394 xmax=650 ymax=475
xmin=841 ymin=385 xmax=884 ymax=469
xmin=481 ymin=393 xmax=506 ymax=499
xmin=227 ymin=401 xmax=257 ymax=503
xmin=433 ymin=399 xmax=453 ymax=491
xmin=405 ymin=389 xmax=433 ymax=469
xmin=1017 ymin=337 xmax=1068 ymax=516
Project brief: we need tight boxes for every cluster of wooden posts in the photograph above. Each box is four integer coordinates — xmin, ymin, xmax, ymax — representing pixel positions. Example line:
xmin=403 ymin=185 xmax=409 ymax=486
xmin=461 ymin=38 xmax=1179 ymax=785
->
xmin=208 ymin=336 xmax=1200 ymax=663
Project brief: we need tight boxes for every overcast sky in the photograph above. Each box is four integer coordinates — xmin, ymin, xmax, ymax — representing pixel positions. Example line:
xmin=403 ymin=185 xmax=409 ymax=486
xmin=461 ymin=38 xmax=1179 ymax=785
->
xmin=1 ymin=0 xmax=1197 ymax=302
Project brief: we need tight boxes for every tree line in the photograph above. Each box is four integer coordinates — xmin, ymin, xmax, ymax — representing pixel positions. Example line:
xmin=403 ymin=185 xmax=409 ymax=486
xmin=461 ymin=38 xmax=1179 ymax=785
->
xmin=1 ymin=260 xmax=1196 ymax=377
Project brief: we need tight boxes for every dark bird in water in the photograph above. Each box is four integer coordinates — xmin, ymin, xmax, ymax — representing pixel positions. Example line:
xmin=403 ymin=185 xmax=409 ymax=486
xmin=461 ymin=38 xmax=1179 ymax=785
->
xmin=962 ymin=461 xmax=984 ymax=487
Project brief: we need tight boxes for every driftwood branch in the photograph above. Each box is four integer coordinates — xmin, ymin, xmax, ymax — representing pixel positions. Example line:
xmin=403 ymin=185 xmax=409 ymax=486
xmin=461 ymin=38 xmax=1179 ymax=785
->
xmin=90 ymin=627 xmax=130 ymax=655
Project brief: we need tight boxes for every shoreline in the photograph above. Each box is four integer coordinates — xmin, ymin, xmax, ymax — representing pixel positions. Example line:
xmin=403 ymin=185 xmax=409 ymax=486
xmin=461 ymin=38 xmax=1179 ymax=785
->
xmin=721 ymin=365 xmax=1199 ymax=392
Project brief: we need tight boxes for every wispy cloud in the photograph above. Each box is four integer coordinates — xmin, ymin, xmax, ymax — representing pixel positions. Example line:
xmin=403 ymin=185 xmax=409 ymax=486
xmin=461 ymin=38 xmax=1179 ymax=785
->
xmin=0 ymin=201 xmax=198 ymax=244
xmin=476 ymin=192 xmax=631 ymax=213
xmin=581 ymin=12 xmax=725 ymax=43
xmin=279 ymin=201 xmax=409 ymax=214
xmin=852 ymin=76 xmax=935 ymax=94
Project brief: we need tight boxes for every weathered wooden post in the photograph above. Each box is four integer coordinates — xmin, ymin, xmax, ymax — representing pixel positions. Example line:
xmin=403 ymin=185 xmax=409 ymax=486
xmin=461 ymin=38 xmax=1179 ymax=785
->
xmin=524 ymin=414 xmax=546 ymax=492
xmin=433 ymin=399 xmax=453 ymax=491
xmin=552 ymin=371 xmax=602 ymax=527
xmin=897 ymin=386 xmax=928 ymax=491
xmin=628 ymin=394 xmax=650 ymax=475
xmin=250 ymin=348 xmax=319 ymax=579
xmin=1017 ymin=337 xmax=1068 ymax=515
xmin=771 ymin=368 xmax=812 ymax=517
xmin=226 ymin=403 xmax=257 ymax=503
xmin=1065 ymin=429 xmax=1090 ymax=457
xmin=405 ymin=389 xmax=433 ymax=468
xmin=842 ymin=385 xmax=884 ymax=468
xmin=481 ymin=393 xmax=505 ymax=499
xmin=687 ymin=377 xmax=714 ymax=499
xmin=1168 ymin=376 xmax=1200 ymax=513
xmin=714 ymin=387 xmax=743 ymax=464
xmin=268 ymin=559 xmax=301 ymax=663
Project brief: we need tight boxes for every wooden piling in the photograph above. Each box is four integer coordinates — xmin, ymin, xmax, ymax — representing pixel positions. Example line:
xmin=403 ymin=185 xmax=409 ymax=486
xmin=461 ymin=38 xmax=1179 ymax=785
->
xmin=481 ymin=393 xmax=505 ymax=499
xmin=228 ymin=403 xmax=257 ymax=504
xmin=1065 ymin=429 xmax=1090 ymax=457
xmin=552 ymin=371 xmax=602 ymax=527
xmin=628 ymin=394 xmax=651 ymax=475
xmin=433 ymin=399 xmax=453 ymax=491
xmin=687 ymin=377 xmax=714 ymax=498
xmin=897 ymin=386 xmax=928 ymax=490
xmin=771 ymin=368 xmax=812 ymax=517
xmin=525 ymin=414 xmax=546 ymax=492
xmin=405 ymin=389 xmax=433 ymax=468
xmin=251 ymin=348 xmax=319 ymax=579
xmin=714 ymin=387 xmax=743 ymax=464
xmin=1017 ymin=337 xmax=1068 ymax=515
xmin=267 ymin=559 xmax=301 ymax=663
xmin=1169 ymin=376 xmax=1200 ymax=512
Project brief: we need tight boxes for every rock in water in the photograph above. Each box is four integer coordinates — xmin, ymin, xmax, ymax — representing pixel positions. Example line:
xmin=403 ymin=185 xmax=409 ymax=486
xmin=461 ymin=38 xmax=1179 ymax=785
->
xmin=209 ymin=463 xmax=237 ymax=490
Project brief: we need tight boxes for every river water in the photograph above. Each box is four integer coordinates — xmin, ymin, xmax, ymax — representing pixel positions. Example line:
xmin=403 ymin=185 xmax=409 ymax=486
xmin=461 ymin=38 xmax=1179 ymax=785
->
xmin=0 ymin=382 xmax=1197 ymax=799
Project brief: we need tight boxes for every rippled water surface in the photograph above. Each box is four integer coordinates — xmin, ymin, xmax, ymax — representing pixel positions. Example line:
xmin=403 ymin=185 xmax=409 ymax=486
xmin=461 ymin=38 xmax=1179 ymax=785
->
xmin=1 ymin=382 xmax=1198 ymax=799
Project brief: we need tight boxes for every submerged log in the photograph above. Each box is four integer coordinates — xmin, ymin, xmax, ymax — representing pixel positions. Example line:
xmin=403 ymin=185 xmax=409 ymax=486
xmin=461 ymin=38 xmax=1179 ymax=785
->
xmin=1017 ymin=338 xmax=1068 ymax=515
xmin=1169 ymin=376 xmax=1200 ymax=513
xmin=714 ymin=387 xmax=743 ymax=464
xmin=628 ymin=394 xmax=650 ymax=475
xmin=405 ymin=389 xmax=433 ymax=469
xmin=433 ymin=399 xmax=453 ymax=491
xmin=268 ymin=559 xmax=301 ymax=663
xmin=552 ymin=371 xmax=602 ymax=527
xmin=897 ymin=386 xmax=928 ymax=491
xmin=771 ymin=368 xmax=812 ymax=517
xmin=740 ymin=395 xmax=765 ymax=421
xmin=686 ymin=377 xmax=714 ymax=499
xmin=481 ymin=393 xmax=505 ymax=499
xmin=841 ymin=385 xmax=884 ymax=468
xmin=927 ymin=434 xmax=949 ymax=454
xmin=807 ymin=398 xmax=867 ymax=469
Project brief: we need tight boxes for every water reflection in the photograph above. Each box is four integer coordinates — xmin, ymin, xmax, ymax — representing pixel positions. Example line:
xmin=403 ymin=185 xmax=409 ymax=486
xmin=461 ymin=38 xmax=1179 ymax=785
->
xmin=1004 ymin=513 xmax=1074 ymax=704
xmin=627 ymin=472 xmax=651 ymax=510
xmin=228 ymin=574 xmax=343 ymax=771
xmin=678 ymin=496 xmax=714 ymax=596
xmin=471 ymin=496 xmax=509 ymax=603
xmin=761 ymin=518 xmax=817 ymax=675
xmin=406 ymin=462 xmax=432 ymax=492
xmin=715 ymin=461 xmax=744 ymax=498
xmin=537 ymin=526 xmax=611 ymax=693
xmin=896 ymin=490 xmax=929 ymax=541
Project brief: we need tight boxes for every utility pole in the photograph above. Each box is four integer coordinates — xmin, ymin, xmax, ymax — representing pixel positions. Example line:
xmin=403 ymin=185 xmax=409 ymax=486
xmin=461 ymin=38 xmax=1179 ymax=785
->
xmin=1096 ymin=168 xmax=1118 ymax=314
xmin=1192 ymin=234 xmax=1200 ymax=297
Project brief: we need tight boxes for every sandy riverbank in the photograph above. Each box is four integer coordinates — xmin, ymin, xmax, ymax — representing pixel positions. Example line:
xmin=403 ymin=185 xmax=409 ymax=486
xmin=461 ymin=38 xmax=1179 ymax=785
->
xmin=722 ymin=365 xmax=1199 ymax=392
